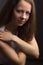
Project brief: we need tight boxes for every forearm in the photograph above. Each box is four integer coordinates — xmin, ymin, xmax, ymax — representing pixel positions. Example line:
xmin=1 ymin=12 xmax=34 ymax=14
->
xmin=12 ymin=36 xmax=35 ymax=55
xmin=0 ymin=30 xmax=39 ymax=58
xmin=18 ymin=52 xmax=26 ymax=65
xmin=0 ymin=41 xmax=23 ymax=64
xmin=12 ymin=35 xmax=39 ymax=58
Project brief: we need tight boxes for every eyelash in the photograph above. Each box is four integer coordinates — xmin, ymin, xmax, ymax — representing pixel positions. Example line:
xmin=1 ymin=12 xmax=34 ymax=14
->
xmin=16 ymin=9 xmax=31 ymax=15
xmin=26 ymin=12 xmax=30 ymax=15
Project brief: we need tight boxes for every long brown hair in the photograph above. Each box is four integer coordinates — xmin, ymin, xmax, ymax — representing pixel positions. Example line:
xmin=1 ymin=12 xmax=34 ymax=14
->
xmin=0 ymin=0 xmax=19 ymax=25
xmin=0 ymin=0 xmax=36 ymax=42
xmin=18 ymin=0 xmax=36 ymax=42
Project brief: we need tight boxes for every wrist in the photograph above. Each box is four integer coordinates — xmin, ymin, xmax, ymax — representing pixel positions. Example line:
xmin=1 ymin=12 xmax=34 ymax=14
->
xmin=11 ymin=34 xmax=16 ymax=41
xmin=11 ymin=34 xmax=19 ymax=43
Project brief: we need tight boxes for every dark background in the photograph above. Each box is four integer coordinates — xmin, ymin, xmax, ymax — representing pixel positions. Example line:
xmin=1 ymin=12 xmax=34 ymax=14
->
xmin=0 ymin=0 xmax=43 ymax=65
xmin=26 ymin=0 xmax=43 ymax=65
xmin=35 ymin=0 xmax=43 ymax=60
xmin=35 ymin=0 xmax=43 ymax=59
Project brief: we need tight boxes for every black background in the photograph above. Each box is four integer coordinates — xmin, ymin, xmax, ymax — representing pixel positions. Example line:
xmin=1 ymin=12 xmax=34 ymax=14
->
xmin=0 ymin=0 xmax=43 ymax=65
xmin=35 ymin=0 xmax=43 ymax=59
xmin=26 ymin=0 xmax=43 ymax=65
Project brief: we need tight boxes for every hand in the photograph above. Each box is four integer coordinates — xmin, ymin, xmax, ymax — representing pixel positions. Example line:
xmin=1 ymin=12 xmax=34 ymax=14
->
xmin=0 ymin=30 xmax=13 ymax=41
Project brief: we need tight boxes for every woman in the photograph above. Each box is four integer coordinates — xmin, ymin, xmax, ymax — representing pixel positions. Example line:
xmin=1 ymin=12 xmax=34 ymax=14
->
xmin=0 ymin=0 xmax=39 ymax=65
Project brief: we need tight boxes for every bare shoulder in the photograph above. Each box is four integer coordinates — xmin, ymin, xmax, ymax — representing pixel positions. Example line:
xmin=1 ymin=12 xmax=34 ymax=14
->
xmin=29 ymin=35 xmax=38 ymax=45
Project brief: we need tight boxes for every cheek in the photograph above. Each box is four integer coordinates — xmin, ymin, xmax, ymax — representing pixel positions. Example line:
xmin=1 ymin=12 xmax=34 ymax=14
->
xmin=13 ymin=11 xmax=20 ymax=19
xmin=13 ymin=13 xmax=18 ymax=22
xmin=26 ymin=16 xmax=30 ymax=21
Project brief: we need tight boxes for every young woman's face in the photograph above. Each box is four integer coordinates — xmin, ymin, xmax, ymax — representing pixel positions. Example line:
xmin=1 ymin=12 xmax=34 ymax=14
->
xmin=13 ymin=0 xmax=32 ymax=27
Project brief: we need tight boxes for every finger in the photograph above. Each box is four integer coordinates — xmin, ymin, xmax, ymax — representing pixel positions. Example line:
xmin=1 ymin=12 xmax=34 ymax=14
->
xmin=0 ymin=35 xmax=3 ymax=37
xmin=0 ymin=38 xmax=4 ymax=40
xmin=0 ymin=32 xmax=4 ymax=35
xmin=0 ymin=30 xmax=4 ymax=33
xmin=0 ymin=38 xmax=6 ymax=41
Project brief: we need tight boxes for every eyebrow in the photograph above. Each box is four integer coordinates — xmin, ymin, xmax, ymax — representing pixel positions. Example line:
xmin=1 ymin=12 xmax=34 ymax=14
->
xmin=16 ymin=8 xmax=31 ymax=14
xmin=16 ymin=9 xmax=31 ymax=15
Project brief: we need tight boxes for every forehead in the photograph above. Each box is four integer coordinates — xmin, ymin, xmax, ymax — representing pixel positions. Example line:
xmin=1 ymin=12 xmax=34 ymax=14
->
xmin=16 ymin=0 xmax=32 ymax=12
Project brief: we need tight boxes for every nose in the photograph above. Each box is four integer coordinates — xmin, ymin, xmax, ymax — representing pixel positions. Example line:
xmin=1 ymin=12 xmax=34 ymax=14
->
xmin=21 ymin=13 xmax=26 ymax=19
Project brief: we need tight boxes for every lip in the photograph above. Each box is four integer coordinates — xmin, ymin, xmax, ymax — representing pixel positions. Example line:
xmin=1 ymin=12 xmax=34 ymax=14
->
xmin=17 ymin=20 xmax=25 ymax=26
xmin=18 ymin=21 xmax=25 ymax=26
xmin=18 ymin=19 xmax=25 ymax=23
xmin=17 ymin=19 xmax=26 ymax=25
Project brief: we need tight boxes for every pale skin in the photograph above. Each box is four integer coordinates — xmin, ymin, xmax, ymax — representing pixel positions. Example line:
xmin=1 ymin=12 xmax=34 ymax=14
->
xmin=0 ymin=0 xmax=39 ymax=65
xmin=0 ymin=31 xmax=39 ymax=58
xmin=0 ymin=41 xmax=26 ymax=65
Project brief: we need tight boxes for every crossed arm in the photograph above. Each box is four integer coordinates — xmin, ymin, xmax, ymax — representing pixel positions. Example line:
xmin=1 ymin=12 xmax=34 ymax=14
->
xmin=0 ymin=30 xmax=39 ymax=59
xmin=0 ymin=41 xmax=26 ymax=65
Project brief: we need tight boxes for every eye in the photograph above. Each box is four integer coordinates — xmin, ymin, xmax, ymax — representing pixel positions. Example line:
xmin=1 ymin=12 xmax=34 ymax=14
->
xmin=26 ymin=11 xmax=31 ymax=15
xmin=16 ymin=9 xmax=23 ymax=13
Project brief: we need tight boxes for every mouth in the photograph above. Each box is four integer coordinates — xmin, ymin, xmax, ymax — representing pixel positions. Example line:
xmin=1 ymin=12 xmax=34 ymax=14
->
xmin=18 ymin=20 xmax=25 ymax=26
xmin=19 ymin=20 xmax=25 ymax=24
